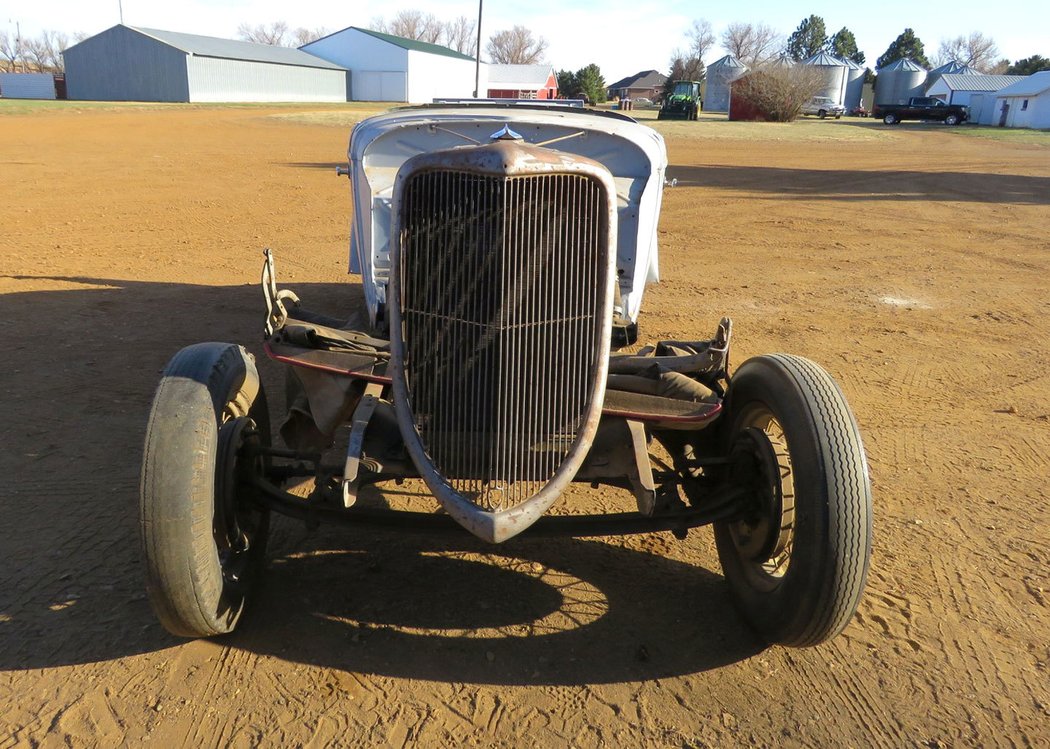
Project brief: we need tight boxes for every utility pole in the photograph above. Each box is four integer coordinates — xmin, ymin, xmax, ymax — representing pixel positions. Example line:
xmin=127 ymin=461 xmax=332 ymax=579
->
xmin=119 ymin=0 xmax=124 ymax=25
xmin=473 ymin=0 xmax=482 ymax=98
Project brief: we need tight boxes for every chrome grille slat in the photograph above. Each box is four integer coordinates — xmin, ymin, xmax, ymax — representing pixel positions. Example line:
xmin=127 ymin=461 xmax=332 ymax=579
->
xmin=399 ymin=169 xmax=606 ymax=512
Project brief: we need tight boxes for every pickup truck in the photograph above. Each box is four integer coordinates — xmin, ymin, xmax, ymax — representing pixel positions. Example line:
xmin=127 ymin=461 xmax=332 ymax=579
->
xmin=873 ymin=97 xmax=967 ymax=125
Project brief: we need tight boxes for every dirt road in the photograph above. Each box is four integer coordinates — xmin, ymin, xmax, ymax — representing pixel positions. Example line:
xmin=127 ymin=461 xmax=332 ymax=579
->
xmin=1 ymin=105 xmax=1047 ymax=747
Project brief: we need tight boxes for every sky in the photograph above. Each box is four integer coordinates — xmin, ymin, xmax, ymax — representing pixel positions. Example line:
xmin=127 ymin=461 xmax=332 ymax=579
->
xmin=7 ymin=0 xmax=1049 ymax=81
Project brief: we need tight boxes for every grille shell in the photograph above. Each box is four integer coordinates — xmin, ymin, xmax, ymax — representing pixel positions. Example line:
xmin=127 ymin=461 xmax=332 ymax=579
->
xmin=388 ymin=141 xmax=617 ymax=541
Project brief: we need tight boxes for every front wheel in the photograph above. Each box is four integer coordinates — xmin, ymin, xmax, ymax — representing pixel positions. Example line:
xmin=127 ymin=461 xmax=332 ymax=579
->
xmin=883 ymin=113 xmax=898 ymax=125
xmin=945 ymin=114 xmax=960 ymax=126
xmin=818 ymin=109 xmax=827 ymax=119
xmin=715 ymin=354 xmax=872 ymax=647
xmin=140 ymin=342 xmax=271 ymax=637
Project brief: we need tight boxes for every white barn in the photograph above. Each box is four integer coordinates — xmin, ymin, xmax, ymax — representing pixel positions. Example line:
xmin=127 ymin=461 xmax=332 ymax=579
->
xmin=994 ymin=71 xmax=1050 ymax=129
xmin=301 ymin=27 xmax=479 ymax=103
xmin=63 ymin=25 xmax=347 ymax=103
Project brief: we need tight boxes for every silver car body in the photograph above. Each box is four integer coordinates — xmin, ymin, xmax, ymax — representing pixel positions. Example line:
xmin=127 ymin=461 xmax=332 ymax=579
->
xmin=347 ymin=105 xmax=668 ymax=330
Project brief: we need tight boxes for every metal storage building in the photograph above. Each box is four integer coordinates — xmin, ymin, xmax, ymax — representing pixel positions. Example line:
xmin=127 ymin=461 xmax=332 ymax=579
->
xmin=0 ymin=72 xmax=57 ymax=99
xmin=841 ymin=58 xmax=866 ymax=111
xmin=875 ymin=59 xmax=927 ymax=106
xmin=301 ymin=27 xmax=478 ymax=103
xmin=924 ymin=60 xmax=977 ymax=92
xmin=705 ymin=55 xmax=747 ymax=112
xmin=926 ymin=74 xmax=1024 ymax=108
xmin=994 ymin=71 xmax=1050 ymax=129
xmin=63 ymin=25 xmax=347 ymax=102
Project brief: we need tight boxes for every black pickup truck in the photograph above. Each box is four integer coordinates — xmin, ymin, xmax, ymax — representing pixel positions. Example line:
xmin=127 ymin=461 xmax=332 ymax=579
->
xmin=873 ymin=97 xmax=968 ymax=125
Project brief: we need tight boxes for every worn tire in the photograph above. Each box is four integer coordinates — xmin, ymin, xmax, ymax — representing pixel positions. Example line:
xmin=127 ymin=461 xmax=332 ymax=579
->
xmin=140 ymin=342 xmax=270 ymax=637
xmin=883 ymin=113 xmax=898 ymax=125
xmin=715 ymin=354 xmax=872 ymax=647
xmin=818 ymin=109 xmax=827 ymax=119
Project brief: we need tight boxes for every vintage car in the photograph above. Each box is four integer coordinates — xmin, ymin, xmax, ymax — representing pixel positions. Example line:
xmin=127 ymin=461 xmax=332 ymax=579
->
xmin=140 ymin=103 xmax=872 ymax=648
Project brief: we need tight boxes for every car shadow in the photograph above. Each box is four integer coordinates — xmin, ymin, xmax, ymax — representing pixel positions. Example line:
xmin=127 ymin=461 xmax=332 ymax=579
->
xmin=0 ymin=276 xmax=763 ymax=681
xmin=231 ymin=525 xmax=762 ymax=686
xmin=667 ymin=163 xmax=1050 ymax=205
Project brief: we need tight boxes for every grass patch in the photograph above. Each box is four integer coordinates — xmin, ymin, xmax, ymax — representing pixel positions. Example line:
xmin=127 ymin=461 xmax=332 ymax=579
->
xmin=945 ymin=125 xmax=1050 ymax=147
xmin=628 ymin=109 xmax=894 ymax=142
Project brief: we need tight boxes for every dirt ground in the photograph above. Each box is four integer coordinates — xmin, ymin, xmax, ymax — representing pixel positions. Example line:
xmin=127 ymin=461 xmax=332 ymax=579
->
xmin=1 ymin=104 xmax=1048 ymax=748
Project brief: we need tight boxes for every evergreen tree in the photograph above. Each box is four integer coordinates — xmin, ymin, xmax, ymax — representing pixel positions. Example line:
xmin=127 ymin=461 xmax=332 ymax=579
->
xmin=829 ymin=27 xmax=865 ymax=65
xmin=1005 ymin=55 xmax=1050 ymax=75
xmin=574 ymin=64 xmax=607 ymax=104
xmin=786 ymin=15 xmax=828 ymax=61
xmin=877 ymin=28 xmax=930 ymax=70
xmin=557 ymin=69 xmax=576 ymax=97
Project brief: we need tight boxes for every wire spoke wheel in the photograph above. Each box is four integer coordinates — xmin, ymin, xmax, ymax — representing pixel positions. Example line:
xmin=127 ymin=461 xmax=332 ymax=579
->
xmin=715 ymin=354 xmax=872 ymax=647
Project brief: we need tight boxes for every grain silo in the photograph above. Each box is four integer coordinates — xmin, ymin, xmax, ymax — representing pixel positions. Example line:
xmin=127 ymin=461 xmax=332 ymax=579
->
xmin=841 ymin=57 xmax=866 ymax=111
xmin=803 ymin=52 xmax=848 ymax=106
xmin=705 ymin=54 xmax=747 ymax=112
xmin=924 ymin=60 xmax=978 ymax=92
xmin=875 ymin=58 xmax=927 ymax=106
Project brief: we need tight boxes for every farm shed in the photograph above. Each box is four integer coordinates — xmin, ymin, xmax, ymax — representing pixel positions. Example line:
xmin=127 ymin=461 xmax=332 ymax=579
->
xmin=924 ymin=60 xmax=977 ymax=92
xmin=926 ymin=74 xmax=1024 ymax=108
xmin=0 ymin=72 xmax=57 ymax=99
xmin=63 ymin=25 xmax=347 ymax=103
xmin=301 ymin=27 xmax=477 ymax=103
xmin=606 ymin=70 xmax=667 ymax=101
xmin=486 ymin=64 xmax=557 ymax=99
xmin=993 ymin=71 xmax=1050 ymax=129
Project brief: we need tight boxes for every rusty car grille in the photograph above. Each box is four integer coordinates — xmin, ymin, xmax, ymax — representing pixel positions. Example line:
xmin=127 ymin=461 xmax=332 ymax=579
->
xmin=398 ymin=170 xmax=608 ymax=511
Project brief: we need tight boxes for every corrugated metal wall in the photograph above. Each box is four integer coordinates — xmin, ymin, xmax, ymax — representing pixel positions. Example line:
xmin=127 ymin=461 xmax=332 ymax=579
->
xmin=0 ymin=73 xmax=57 ymax=99
xmin=186 ymin=57 xmax=346 ymax=102
xmin=65 ymin=26 xmax=189 ymax=101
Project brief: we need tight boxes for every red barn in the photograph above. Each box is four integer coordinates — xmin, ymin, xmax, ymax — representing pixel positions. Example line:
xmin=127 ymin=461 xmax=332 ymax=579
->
xmin=486 ymin=64 xmax=558 ymax=100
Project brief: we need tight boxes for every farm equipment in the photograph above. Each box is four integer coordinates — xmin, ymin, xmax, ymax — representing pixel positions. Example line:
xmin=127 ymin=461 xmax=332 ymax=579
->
xmin=139 ymin=103 xmax=872 ymax=648
xmin=658 ymin=81 xmax=702 ymax=120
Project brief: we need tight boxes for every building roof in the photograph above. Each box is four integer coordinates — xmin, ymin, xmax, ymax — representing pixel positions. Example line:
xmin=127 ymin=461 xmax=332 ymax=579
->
xmin=936 ymin=73 xmax=1024 ymax=92
xmin=803 ymin=52 xmax=847 ymax=67
xmin=607 ymin=70 xmax=666 ymax=90
xmin=995 ymin=70 xmax=1050 ymax=97
xmin=878 ymin=58 xmax=927 ymax=73
xmin=929 ymin=60 xmax=978 ymax=76
xmin=709 ymin=54 xmax=747 ymax=70
xmin=308 ymin=26 xmax=475 ymax=61
xmin=487 ymin=64 xmax=555 ymax=88
xmin=126 ymin=26 xmax=345 ymax=69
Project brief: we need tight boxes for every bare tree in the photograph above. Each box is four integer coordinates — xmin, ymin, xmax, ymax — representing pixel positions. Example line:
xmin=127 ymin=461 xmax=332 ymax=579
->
xmin=0 ymin=30 xmax=22 ymax=72
xmin=380 ymin=10 xmax=444 ymax=43
xmin=237 ymin=21 xmax=290 ymax=46
xmin=293 ymin=27 xmax=329 ymax=46
xmin=934 ymin=32 xmax=1000 ymax=73
xmin=686 ymin=19 xmax=716 ymax=63
xmin=486 ymin=25 xmax=547 ymax=64
xmin=22 ymin=33 xmax=52 ymax=71
xmin=732 ymin=64 xmax=826 ymax=121
xmin=721 ymin=22 xmax=782 ymax=67
xmin=369 ymin=16 xmax=388 ymax=34
xmin=444 ymin=16 xmax=477 ymax=56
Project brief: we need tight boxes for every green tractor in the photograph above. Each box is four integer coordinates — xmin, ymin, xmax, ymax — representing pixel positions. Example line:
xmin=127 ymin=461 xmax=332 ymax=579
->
xmin=658 ymin=80 xmax=702 ymax=121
